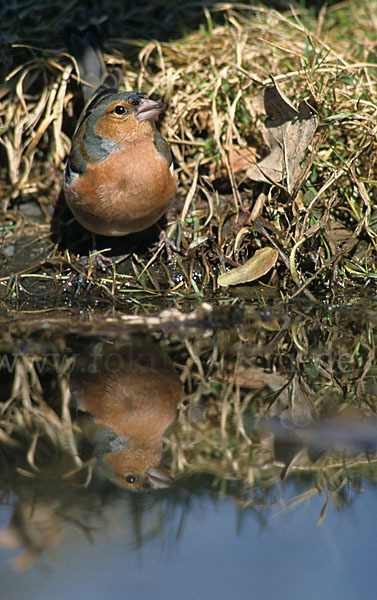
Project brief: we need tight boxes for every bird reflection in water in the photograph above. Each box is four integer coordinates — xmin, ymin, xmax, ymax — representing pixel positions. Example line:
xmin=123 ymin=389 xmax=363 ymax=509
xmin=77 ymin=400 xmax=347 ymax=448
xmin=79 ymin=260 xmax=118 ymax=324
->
xmin=70 ymin=337 xmax=183 ymax=490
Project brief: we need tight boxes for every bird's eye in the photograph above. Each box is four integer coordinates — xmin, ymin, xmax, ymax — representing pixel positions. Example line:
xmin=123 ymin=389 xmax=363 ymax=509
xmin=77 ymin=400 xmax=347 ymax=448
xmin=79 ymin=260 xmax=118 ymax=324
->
xmin=124 ymin=475 xmax=138 ymax=484
xmin=113 ymin=105 xmax=126 ymax=115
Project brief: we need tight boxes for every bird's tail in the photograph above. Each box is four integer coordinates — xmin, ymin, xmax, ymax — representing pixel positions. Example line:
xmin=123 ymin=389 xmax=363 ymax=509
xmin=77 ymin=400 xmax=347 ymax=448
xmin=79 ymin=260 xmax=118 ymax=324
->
xmin=63 ymin=25 xmax=122 ymax=103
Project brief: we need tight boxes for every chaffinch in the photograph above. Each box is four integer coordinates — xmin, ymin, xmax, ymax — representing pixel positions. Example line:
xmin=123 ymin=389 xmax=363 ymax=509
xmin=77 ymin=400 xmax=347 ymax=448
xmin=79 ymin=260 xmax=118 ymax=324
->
xmin=63 ymin=26 xmax=177 ymax=237
xmin=71 ymin=338 xmax=182 ymax=490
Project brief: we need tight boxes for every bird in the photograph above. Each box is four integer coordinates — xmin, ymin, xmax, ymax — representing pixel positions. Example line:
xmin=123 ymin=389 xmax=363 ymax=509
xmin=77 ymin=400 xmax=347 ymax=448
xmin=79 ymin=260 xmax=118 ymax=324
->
xmin=70 ymin=337 xmax=183 ymax=490
xmin=63 ymin=26 xmax=177 ymax=238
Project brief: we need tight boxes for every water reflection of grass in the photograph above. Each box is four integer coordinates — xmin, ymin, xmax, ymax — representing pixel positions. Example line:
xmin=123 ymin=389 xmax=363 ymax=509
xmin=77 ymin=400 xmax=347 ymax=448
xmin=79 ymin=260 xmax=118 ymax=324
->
xmin=0 ymin=303 xmax=376 ymax=531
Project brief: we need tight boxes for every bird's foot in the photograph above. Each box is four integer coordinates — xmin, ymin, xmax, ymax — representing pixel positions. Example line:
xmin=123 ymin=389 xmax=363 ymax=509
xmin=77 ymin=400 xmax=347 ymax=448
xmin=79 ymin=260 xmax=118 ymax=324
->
xmin=151 ymin=229 xmax=185 ymax=261
xmin=87 ymin=250 xmax=114 ymax=272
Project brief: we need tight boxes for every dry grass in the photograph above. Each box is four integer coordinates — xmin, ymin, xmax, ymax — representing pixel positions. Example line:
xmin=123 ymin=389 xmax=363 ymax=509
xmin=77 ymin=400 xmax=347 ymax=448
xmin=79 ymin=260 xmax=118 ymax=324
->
xmin=1 ymin=1 xmax=377 ymax=306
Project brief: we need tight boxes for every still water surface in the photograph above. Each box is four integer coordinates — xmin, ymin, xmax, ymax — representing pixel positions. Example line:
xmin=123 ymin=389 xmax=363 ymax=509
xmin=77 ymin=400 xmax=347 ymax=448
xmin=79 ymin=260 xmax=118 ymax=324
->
xmin=1 ymin=485 xmax=376 ymax=600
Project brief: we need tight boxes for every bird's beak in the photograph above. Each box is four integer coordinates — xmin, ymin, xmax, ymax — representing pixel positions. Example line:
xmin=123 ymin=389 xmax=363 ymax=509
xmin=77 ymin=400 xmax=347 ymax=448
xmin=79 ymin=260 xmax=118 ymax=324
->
xmin=135 ymin=98 xmax=166 ymax=122
xmin=146 ymin=467 xmax=173 ymax=489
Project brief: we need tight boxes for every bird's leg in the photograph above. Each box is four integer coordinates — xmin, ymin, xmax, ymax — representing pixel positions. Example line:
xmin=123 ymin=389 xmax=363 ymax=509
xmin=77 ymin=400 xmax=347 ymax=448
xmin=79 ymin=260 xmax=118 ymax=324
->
xmin=89 ymin=233 xmax=114 ymax=271
xmin=151 ymin=225 xmax=186 ymax=261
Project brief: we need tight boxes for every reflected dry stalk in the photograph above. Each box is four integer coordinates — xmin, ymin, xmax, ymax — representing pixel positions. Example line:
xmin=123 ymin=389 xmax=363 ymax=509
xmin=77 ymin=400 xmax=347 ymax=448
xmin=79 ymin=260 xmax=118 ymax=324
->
xmin=0 ymin=303 xmax=376 ymax=530
xmin=0 ymin=2 xmax=377 ymax=302
xmin=164 ymin=307 xmax=377 ymax=510
xmin=0 ymin=352 xmax=88 ymax=483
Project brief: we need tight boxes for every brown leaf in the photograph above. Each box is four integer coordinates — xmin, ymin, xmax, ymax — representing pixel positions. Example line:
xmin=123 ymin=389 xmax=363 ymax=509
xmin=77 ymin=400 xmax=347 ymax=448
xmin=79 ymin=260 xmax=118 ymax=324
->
xmin=246 ymin=81 xmax=318 ymax=192
xmin=209 ymin=146 xmax=257 ymax=179
xmin=250 ymin=192 xmax=266 ymax=220
xmin=324 ymin=218 xmax=354 ymax=254
xmin=290 ymin=375 xmax=314 ymax=427
xmin=218 ymin=247 xmax=278 ymax=287
xmin=227 ymin=147 xmax=257 ymax=172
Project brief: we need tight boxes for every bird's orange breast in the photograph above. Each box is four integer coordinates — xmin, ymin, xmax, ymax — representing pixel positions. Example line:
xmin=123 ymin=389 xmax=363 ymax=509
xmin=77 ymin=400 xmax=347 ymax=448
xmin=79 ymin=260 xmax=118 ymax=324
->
xmin=65 ymin=137 xmax=177 ymax=236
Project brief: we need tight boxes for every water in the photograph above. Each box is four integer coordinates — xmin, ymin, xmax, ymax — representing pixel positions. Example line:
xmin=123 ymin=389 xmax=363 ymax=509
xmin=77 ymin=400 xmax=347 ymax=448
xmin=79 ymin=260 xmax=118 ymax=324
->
xmin=0 ymin=300 xmax=376 ymax=598
xmin=1 ymin=485 xmax=376 ymax=600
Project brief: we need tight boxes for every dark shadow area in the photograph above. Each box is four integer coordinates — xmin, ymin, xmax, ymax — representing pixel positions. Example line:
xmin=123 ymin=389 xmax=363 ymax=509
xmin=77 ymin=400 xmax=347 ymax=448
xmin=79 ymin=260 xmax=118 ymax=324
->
xmin=2 ymin=1 xmax=343 ymax=75
xmin=51 ymin=191 xmax=163 ymax=258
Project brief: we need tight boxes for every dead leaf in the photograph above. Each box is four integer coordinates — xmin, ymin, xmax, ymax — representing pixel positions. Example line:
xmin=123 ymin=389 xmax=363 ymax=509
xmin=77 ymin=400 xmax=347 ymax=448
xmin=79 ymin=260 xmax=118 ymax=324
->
xmin=230 ymin=367 xmax=288 ymax=390
xmin=290 ymin=375 xmax=314 ymax=427
xmin=218 ymin=247 xmax=278 ymax=287
xmin=226 ymin=147 xmax=257 ymax=172
xmin=250 ymin=192 xmax=266 ymax=220
xmin=246 ymin=80 xmax=318 ymax=193
xmin=324 ymin=218 xmax=354 ymax=255
xmin=210 ymin=146 xmax=257 ymax=179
